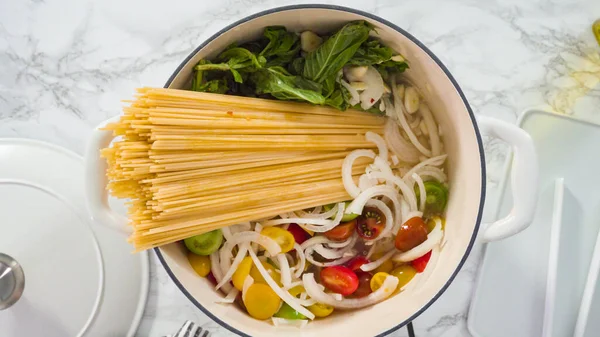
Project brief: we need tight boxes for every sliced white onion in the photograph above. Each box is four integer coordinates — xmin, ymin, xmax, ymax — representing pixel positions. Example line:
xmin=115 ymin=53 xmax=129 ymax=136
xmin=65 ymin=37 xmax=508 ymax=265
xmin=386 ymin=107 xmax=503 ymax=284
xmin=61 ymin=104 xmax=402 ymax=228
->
xmin=392 ymin=81 xmax=432 ymax=157
xmin=360 ymin=249 xmax=395 ymax=272
xmin=215 ymin=287 xmax=239 ymax=304
xmin=420 ymin=104 xmax=442 ymax=157
xmin=242 ymin=275 xmax=254 ymax=302
xmin=412 ymin=173 xmax=426 ymax=213
xmin=297 ymin=203 xmax=345 ymax=232
xmin=332 ymin=293 xmax=344 ymax=301
xmin=225 ymin=231 xmax=281 ymax=256
xmin=366 ymin=171 xmax=417 ymax=212
xmin=210 ymin=252 xmax=232 ymax=293
xmin=325 ymin=235 xmax=355 ymax=248
xmin=366 ymin=131 xmax=388 ymax=161
xmin=415 ymin=168 xmax=447 ymax=183
xmin=272 ymin=318 xmax=309 ymax=328
xmin=313 ymin=244 xmax=344 ymax=259
xmin=277 ymin=254 xmax=292 ymax=288
xmin=300 ymin=236 xmax=331 ymax=250
xmin=221 ymin=226 xmax=234 ymax=242
xmin=296 ymin=298 xmax=317 ymax=307
xmin=248 ymin=249 xmax=315 ymax=319
xmin=346 ymin=185 xmax=403 ymax=226
xmin=342 ymin=149 xmax=376 ymax=197
xmin=402 ymin=154 xmax=447 ymax=181
xmin=391 ymin=155 xmax=399 ymax=165
xmin=216 ymin=243 xmax=249 ymax=290
xmin=305 ymin=248 xmax=353 ymax=267
xmin=264 ymin=204 xmax=339 ymax=227
xmin=252 ymin=223 xmax=263 ymax=253
xmin=364 ymin=199 xmax=394 ymax=241
xmin=303 ymin=273 xmax=398 ymax=309
xmin=340 ymin=79 xmax=360 ymax=105
xmin=359 ymin=66 xmax=385 ymax=110
xmin=358 ymin=173 xmax=377 ymax=190
xmin=384 ymin=118 xmax=420 ymax=164
xmin=393 ymin=218 xmax=443 ymax=262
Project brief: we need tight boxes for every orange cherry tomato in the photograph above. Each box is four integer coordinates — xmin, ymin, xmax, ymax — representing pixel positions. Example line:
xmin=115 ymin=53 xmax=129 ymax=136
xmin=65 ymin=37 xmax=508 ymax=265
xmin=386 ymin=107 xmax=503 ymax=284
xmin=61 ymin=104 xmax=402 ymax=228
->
xmin=324 ymin=219 xmax=356 ymax=241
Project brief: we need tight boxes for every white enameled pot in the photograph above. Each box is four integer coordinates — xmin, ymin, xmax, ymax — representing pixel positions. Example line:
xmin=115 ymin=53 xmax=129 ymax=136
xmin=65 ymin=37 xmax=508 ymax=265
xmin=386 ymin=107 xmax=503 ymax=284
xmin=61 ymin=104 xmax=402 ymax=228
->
xmin=84 ymin=5 xmax=538 ymax=337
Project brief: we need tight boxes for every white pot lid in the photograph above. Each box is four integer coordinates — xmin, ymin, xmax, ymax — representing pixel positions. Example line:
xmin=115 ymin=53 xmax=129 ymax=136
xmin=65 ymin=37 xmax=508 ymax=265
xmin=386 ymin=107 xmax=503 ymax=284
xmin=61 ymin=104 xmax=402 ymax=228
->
xmin=0 ymin=139 xmax=149 ymax=337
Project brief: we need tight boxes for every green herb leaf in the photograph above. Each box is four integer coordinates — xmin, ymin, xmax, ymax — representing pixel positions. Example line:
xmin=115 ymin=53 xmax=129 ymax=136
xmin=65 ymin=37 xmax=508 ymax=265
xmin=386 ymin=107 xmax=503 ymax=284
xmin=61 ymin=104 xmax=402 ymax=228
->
xmin=348 ymin=39 xmax=393 ymax=65
xmin=303 ymin=21 xmax=372 ymax=84
xmin=194 ymin=79 xmax=229 ymax=94
xmin=251 ymin=67 xmax=327 ymax=105
xmin=260 ymin=26 xmax=300 ymax=67
xmin=194 ymin=47 xmax=266 ymax=84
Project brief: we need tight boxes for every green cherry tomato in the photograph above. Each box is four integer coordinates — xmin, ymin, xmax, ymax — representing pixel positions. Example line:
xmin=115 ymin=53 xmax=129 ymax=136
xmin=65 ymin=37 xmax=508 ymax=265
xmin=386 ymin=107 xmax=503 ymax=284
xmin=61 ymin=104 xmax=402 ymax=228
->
xmin=323 ymin=201 xmax=360 ymax=222
xmin=274 ymin=303 xmax=306 ymax=320
xmin=184 ymin=229 xmax=223 ymax=256
xmin=414 ymin=181 xmax=449 ymax=215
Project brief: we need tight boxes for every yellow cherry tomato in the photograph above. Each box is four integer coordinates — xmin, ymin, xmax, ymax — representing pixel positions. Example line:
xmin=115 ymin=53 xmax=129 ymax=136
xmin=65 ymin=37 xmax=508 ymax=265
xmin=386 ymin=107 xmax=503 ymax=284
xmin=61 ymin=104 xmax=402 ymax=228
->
xmin=187 ymin=252 xmax=211 ymax=277
xmin=288 ymin=285 xmax=305 ymax=298
xmin=370 ymin=272 xmax=390 ymax=292
xmin=261 ymin=227 xmax=295 ymax=253
xmin=232 ymin=257 xmax=253 ymax=291
xmin=308 ymin=302 xmax=334 ymax=318
xmin=390 ymin=264 xmax=417 ymax=290
xmin=371 ymin=254 xmax=393 ymax=274
xmin=243 ymin=283 xmax=281 ymax=320
xmin=250 ymin=260 xmax=281 ymax=286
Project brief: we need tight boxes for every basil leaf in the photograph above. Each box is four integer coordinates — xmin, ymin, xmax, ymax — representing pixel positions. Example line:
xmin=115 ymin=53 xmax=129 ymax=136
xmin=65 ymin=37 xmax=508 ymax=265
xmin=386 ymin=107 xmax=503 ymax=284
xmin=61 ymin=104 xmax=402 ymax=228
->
xmin=260 ymin=26 xmax=300 ymax=66
xmin=194 ymin=79 xmax=229 ymax=94
xmin=288 ymin=57 xmax=305 ymax=75
xmin=251 ymin=67 xmax=327 ymax=105
xmin=348 ymin=39 xmax=393 ymax=65
xmin=303 ymin=21 xmax=372 ymax=84
xmin=194 ymin=47 xmax=266 ymax=84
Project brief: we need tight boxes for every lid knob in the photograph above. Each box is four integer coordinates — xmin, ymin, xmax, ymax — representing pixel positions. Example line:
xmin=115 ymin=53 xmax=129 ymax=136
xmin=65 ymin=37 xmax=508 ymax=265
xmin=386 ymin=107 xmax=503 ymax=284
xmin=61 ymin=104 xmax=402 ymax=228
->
xmin=0 ymin=253 xmax=25 ymax=310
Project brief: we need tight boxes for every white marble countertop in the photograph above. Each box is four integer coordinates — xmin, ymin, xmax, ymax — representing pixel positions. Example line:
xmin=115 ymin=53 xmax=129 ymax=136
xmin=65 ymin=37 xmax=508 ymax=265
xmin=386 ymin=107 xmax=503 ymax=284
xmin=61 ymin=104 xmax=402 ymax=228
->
xmin=1 ymin=0 xmax=599 ymax=336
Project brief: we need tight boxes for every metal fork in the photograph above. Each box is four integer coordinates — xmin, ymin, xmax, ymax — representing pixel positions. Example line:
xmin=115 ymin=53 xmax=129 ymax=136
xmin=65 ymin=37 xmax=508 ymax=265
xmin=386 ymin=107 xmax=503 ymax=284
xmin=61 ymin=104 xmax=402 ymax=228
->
xmin=163 ymin=320 xmax=210 ymax=337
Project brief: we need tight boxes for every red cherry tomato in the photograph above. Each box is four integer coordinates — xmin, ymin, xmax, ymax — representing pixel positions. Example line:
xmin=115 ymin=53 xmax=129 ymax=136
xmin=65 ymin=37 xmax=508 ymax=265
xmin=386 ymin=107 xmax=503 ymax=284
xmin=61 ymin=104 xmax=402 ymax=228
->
xmin=324 ymin=219 xmax=356 ymax=241
xmin=287 ymin=223 xmax=310 ymax=244
xmin=411 ymin=251 xmax=432 ymax=273
xmin=207 ymin=271 xmax=217 ymax=286
xmin=319 ymin=265 xmax=359 ymax=296
xmin=356 ymin=207 xmax=386 ymax=240
xmin=346 ymin=256 xmax=369 ymax=271
xmin=352 ymin=271 xmax=373 ymax=298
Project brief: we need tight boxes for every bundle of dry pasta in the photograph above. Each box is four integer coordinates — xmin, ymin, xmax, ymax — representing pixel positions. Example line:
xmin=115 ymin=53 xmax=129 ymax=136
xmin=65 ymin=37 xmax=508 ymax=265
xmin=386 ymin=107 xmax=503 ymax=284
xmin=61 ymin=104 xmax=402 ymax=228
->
xmin=102 ymin=87 xmax=388 ymax=251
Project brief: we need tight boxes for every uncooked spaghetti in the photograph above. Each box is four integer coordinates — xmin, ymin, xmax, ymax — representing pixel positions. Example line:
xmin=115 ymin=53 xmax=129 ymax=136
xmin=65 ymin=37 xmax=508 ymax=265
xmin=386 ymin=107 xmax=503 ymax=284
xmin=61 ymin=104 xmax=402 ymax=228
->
xmin=102 ymin=87 xmax=388 ymax=251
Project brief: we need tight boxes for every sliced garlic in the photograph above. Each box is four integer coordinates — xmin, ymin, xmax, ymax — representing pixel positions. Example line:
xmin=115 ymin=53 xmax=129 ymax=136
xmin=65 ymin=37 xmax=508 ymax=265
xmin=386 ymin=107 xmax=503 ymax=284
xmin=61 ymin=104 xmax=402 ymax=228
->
xmin=344 ymin=66 xmax=368 ymax=82
xmin=391 ymin=54 xmax=406 ymax=62
xmin=300 ymin=31 xmax=323 ymax=53
xmin=419 ymin=119 xmax=429 ymax=136
xmin=350 ymin=81 xmax=367 ymax=91
xmin=404 ymin=86 xmax=420 ymax=114
xmin=395 ymin=84 xmax=405 ymax=101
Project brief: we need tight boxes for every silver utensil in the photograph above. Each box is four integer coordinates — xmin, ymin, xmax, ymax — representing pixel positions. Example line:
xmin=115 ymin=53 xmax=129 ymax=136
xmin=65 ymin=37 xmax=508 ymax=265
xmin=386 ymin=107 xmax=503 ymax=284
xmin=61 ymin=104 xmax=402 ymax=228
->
xmin=164 ymin=320 xmax=210 ymax=337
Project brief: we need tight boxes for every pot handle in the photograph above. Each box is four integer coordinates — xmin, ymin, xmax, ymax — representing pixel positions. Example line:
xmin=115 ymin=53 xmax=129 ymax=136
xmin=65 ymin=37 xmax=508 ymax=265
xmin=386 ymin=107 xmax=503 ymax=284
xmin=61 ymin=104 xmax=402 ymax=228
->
xmin=477 ymin=116 xmax=539 ymax=242
xmin=84 ymin=116 xmax=132 ymax=235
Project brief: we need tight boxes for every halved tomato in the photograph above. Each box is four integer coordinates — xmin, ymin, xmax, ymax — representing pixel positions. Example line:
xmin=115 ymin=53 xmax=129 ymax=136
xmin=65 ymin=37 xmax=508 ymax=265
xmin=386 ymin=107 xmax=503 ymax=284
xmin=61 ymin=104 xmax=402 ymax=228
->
xmin=287 ymin=223 xmax=310 ymax=244
xmin=346 ymin=256 xmax=369 ymax=271
xmin=352 ymin=271 xmax=373 ymax=298
xmin=356 ymin=207 xmax=386 ymax=240
xmin=319 ymin=265 xmax=359 ymax=296
xmin=324 ymin=219 xmax=356 ymax=241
